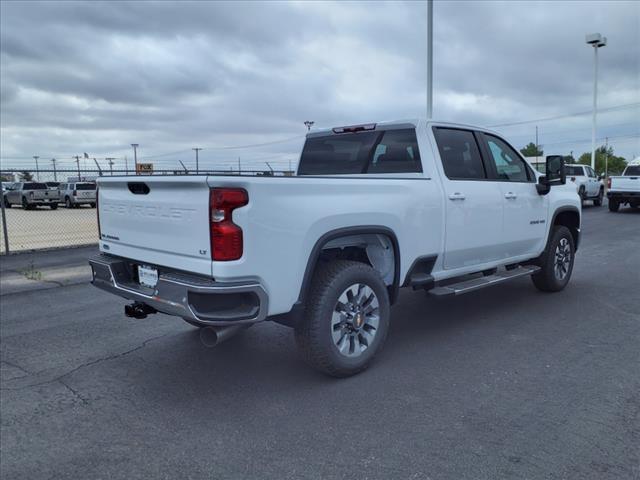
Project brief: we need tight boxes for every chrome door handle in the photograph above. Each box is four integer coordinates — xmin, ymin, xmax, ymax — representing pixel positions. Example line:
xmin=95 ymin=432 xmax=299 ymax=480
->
xmin=504 ymin=192 xmax=517 ymax=199
xmin=448 ymin=192 xmax=465 ymax=201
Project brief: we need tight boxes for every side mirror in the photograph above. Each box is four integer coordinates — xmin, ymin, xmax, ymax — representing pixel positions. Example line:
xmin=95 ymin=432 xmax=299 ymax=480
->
xmin=545 ymin=155 xmax=566 ymax=185
xmin=536 ymin=155 xmax=566 ymax=195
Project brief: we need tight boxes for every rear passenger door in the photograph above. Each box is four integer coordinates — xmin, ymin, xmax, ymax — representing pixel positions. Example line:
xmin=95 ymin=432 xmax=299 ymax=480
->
xmin=479 ymin=133 xmax=547 ymax=258
xmin=432 ymin=127 xmax=504 ymax=270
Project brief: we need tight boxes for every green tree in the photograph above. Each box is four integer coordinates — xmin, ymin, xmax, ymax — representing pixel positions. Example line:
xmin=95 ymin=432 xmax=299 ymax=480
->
xmin=577 ymin=145 xmax=627 ymax=176
xmin=520 ymin=142 xmax=544 ymax=157
xmin=18 ymin=171 xmax=33 ymax=181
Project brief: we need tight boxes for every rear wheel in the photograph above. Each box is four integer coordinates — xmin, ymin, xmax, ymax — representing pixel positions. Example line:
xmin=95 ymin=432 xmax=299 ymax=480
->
xmin=65 ymin=197 xmax=72 ymax=208
xmin=593 ymin=188 xmax=603 ymax=206
xmin=21 ymin=197 xmax=31 ymax=210
xmin=608 ymin=199 xmax=620 ymax=212
xmin=578 ymin=186 xmax=586 ymax=206
xmin=90 ymin=203 xmax=96 ymax=208
xmin=295 ymin=260 xmax=390 ymax=377
xmin=3 ymin=196 xmax=9 ymax=208
xmin=531 ymin=226 xmax=575 ymax=292
xmin=49 ymin=203 xmax=58 ymax=210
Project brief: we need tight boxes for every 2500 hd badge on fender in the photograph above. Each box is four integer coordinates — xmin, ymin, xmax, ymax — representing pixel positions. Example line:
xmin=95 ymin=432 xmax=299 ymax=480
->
xmin=90 ymin=120 xmax=581 ymax=377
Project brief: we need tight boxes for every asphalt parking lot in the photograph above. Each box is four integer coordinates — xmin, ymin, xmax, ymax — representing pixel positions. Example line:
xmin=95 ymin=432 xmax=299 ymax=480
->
xmin=1 ymin=203 xmax=638 ymax=480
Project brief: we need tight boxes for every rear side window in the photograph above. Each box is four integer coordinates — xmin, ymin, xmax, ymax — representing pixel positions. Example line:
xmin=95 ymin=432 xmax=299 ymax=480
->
xmin=433 ymin=128 xmax=486 ymax=180
xmin=76 ymin=183 xmax=96 ymax=190
xmin=298 ymin=128 xmax=422 ymax=175
xmin=23 ymin=183 xmax=47 ymax=190
xmin=624 ymin=166 xmax=640 ymax=176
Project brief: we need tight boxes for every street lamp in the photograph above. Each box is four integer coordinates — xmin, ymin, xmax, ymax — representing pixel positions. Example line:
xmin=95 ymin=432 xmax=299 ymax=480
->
xmin=586 ymin=33 xmax=607 ymax=171
xmin=131 ymin=144 xmax=139 ymax=173
xmin=304 ymin=121 xmax=315 ymax=131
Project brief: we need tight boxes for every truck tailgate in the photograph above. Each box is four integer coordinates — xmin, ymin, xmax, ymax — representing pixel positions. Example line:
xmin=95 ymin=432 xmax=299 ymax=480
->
xmin=97 ymin=176 xmax=212 ymax=275
xmin=610 ymin=176 xmax=639 ymax=192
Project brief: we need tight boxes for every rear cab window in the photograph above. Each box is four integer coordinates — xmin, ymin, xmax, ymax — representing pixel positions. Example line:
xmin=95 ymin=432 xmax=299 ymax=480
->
xmin=564 ymin=166 xmax=584 ymax=176
xmin=623 ymin=166 xmax=640 ymax=176
xmin=23 ymin=183 xmax=47 ymax=190
xmin=76 ymin=183 xmax=97 ymax=190
xmin=298 ymin=127 xmax=422 ymax=175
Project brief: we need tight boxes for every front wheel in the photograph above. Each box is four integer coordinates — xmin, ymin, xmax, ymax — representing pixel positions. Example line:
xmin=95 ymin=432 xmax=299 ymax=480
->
xmin=295 ymin=260 xmax=390 ymax=377
xmin=65 ymin=197 xmax=72 ymax=208
xmin=49 ymin=203 xmax=58 ymax=210
xmin=593 ymin=189 xmax=603 ymax=206
xmin=608 ymin=199 xmax=620 ymax=212
xmin=90 ymin=203 xmax=96 ymax=208
xmin=531 ymin=226 xmax=575 ymax=292
xmin=21 ymin=197 xmax=31 ymax=210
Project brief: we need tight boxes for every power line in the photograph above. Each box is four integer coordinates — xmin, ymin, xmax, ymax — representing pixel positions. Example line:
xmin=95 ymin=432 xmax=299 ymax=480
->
xmin=489 ymin=102 xmax=640 ymax=128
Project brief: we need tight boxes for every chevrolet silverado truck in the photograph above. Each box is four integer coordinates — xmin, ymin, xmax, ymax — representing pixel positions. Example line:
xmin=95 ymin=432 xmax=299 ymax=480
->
xmin=90 ymin=120 xmax=581 ymax=377
xmin=564 ymin=164 xmax=604 ymax=206
xmin=607 ymin=164 xmax=640 ymax=212
xmin=3 ymin=182 xmax=60 ymax=209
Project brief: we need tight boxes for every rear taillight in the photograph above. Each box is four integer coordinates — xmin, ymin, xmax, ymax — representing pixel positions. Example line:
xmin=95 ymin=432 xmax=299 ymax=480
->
xmin=607 ymin=177 xmax=611 ymax=189
xmin=209 ymin=188 xmax=248 ymax=261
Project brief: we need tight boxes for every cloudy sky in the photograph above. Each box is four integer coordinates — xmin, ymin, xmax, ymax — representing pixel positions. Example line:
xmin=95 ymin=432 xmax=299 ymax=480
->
xmin=1 ymin=0 xmax=638 ymax=172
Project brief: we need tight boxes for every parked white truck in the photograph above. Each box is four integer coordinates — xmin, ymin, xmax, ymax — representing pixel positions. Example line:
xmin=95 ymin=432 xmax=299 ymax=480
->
xmin=90 ymin=120 xmax=581 ymax=376
xmin=607 ymin=163 xmax=640 ymax=212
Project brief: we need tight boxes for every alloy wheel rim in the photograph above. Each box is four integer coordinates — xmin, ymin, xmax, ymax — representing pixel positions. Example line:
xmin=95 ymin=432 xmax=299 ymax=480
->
xmin=331 ymin=283 xmax=380 ymax=358
xmin=554 ymin=238 xmax=571 ymax=280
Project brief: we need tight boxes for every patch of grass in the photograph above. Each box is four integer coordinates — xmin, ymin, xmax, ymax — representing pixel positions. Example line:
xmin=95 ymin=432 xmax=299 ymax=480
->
xmin=21 ymin=259 xmax=42 ymax=281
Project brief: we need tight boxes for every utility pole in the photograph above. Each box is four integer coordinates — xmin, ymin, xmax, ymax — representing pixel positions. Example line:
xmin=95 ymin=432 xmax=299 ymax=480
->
xmin=51 ymin=158 xmax=57 ymax=181
xmin=535 ymin=126 xmax=539 ymax=165
xmin=74 ymin=155 xmax=81 ymax=181
xmin=426 ymin=0 xmax=433 ymax=119
xmin=192 ymin=148 xmax=202 ymax=174
xmin=604 ymin=137 xmax=609 ymax=178
xmin=131 ymin=144 xmax=139 ymax=174
xmin=33 ymin=156 xmax=39 ymax=181
xmin=124 ymin=156 xmax=129 ymax=175
xmin=106 ymin=157 xmax=116 ymax=176
xmin=586 ymin=33 xmax=607 ymax=170
xmin=238 ymin=157 xmax=241 ymax=173
xmin=93 ymin=158 xmax=103 ymax=176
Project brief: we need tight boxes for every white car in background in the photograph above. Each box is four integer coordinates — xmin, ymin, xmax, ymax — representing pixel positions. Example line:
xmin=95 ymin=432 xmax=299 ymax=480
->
xmin=564 ymin=164 xmax=604 ymax=206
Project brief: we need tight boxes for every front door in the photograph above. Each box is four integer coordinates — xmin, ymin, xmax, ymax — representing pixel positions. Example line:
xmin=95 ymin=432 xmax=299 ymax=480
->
xmin=480 ymin=133 xmax=548 ymax=258
xmin=433 ymin=128 xmax=504 ymax=270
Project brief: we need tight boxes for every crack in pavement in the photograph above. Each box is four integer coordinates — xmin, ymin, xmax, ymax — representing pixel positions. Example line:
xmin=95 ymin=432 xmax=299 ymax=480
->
xmin=0 ymin=332 xmax=172 ymax=391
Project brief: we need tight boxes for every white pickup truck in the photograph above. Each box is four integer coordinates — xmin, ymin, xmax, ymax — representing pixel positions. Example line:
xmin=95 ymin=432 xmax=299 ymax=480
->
xmin=607 ymin=164 xmax=640 ymax=212
xmin=90 ymin=120 xmax=581 ymax=377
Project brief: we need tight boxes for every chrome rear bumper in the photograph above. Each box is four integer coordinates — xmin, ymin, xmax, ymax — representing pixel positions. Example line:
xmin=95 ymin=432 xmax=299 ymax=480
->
xmin=89 ymin=254 xmax=268 ymax=326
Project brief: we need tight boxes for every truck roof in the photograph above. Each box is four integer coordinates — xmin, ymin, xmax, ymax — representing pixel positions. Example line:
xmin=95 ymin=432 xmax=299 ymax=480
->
xmin=307 ymin=119 xmax=503 ymax=138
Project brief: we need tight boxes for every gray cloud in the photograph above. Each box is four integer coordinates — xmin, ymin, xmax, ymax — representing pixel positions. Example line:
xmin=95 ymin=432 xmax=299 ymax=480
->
xmin=1 ymin=0 xmax=638 ymax=171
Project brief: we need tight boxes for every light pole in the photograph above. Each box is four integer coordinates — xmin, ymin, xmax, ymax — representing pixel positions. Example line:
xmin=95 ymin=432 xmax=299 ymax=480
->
xmin=586 ymin=33 xmax=607 ymax=170
xmin=51 ymin=158 xmax=57 ymax=181
xmin=426 ymin=0 xmax=433 ymax=119
xmin=304 ymin=121 xmax=315 ymax=131
xmin=131 ymin=144 xmax=139 ymax=174
xmin=193 ymin=148 xmax=202 ymax=174
xmin=74 ymin=155 xmax=81 ymax=181
xmin=33 ymin=156 xmax=39 ymax=181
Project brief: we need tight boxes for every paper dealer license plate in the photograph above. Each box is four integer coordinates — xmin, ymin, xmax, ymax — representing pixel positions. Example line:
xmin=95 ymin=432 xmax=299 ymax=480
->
xmin=138 ymin=265 xmax=158 ymax=288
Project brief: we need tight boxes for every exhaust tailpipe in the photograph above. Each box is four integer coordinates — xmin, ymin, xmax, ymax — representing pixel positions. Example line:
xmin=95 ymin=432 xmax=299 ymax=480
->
xmin=124 ymin=302 xmax=157 ymax=319
xmin=199 ymin=325 xmax=249 ymax=347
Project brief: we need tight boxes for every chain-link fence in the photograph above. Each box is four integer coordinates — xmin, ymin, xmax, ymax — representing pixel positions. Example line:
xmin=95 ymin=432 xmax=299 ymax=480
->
xmin=0 ymin=167 xmax=294 ymax=254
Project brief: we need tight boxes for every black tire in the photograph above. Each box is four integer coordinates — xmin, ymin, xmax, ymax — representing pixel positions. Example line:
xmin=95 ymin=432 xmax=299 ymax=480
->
xmin=90 ymin=203 xmax=96 ymax=208
xmin=49 ymin=203 xmax=58 ymax=210
xmin=531 ymin=226 xmax=575 ymax=292
xmin=578 ymin=186 xmax=586 ymax=206
xmin=294 ymin=260 xmax=390 ymax=377
xmin=21 ymin=197 xmax=31 ymax=210
xmin=2 ymin=196 xmax=9 ymax=208
xmin=608 ymin=199 xmax=620 ymax=212
xmin=593 ymin=188 xmax=603 ymax=206
xmin=65 ymin=197 xmax=72 ymax=208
